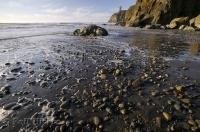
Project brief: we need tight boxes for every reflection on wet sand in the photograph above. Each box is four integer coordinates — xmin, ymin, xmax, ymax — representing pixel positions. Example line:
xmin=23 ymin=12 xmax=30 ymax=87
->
xmin=130 ymin=32 xmax=200 ymax=59
xmin=189 ymin=43 xmax=200 ymax=55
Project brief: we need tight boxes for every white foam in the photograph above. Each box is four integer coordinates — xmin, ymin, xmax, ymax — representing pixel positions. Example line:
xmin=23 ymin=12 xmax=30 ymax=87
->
xmin=0 ymin=108 xmax=13 ymax=121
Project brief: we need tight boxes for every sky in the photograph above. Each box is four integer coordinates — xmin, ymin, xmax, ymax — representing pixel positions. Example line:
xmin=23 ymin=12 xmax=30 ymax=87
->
xmin=0 ymin=0 xmax=135 ymax=23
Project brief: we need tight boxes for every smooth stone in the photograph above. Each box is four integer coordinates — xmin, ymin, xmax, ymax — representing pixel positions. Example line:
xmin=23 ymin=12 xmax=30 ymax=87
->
xmin=11 ymin=104 xmax=21 ymax=110
xmin=93 ymin=116 xmax=100 ymax=126
xmin=5 ymin=63 xmax=11 ymax=66
xmin=181 ymin=98 xmax=190 ymax=104
xmin=40 ymin=81 xmax=48 ymax=88
xmin=105 ymin=107 xmax=112 ymax=114
xmin=155 ymin=117 xmax=162 ymax=127
xmin=11 ymin=67 xmax=22 ymax=73
xmin=120 ymin=109 xmax=126 ymax=115
xmin=174 ymin=103 xmax=181 ymax=111
xmin=0 ymin=85 xmax=11 ymax=95
xmin=0 ymin=92 xmax=3 ymax=98
xmin=99 ymin=69 xmax=108 ymax=74
xmin=163 ymin=112 xmax=172 ymax=121
xmin=3 ymin=102 xmax=16 ymax=110
xmin=175 ymin=85 xmax=184 ymax=92
xmin=99 ymin=74 xmax=107 ymax=80
xmin=118 ymin=103 xmax=125 ymax=108
xmin=60 ymin=101 xmax=70 ymax=109
xmin=114 ymin=69 xmax=121 ymax=76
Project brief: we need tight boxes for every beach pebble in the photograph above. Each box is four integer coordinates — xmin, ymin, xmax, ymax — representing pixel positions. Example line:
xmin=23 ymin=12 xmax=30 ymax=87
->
xmin=162 ymin=112 xmax=172 ymax=121
xmin=120 ymin=109 xmax=126 ymax=115
xmin=0 ymin=85 xmax=11 ymax=95
xmin=99 ymin=74 xmax=107 ymax=80
xmin=3 ymin=102 xmax=17 ymax=110
xmin=93 ymin=116 xmax=100 ymax=126
xmin=5 ymin=63 xmax=11 ymax=66
xmin=11 ymin=104 xmax=21 ymax=110
xmin=174 ymin=103 xmax=181 ymax=111
xmin=11 ymin=67 xmax=22 ymax=73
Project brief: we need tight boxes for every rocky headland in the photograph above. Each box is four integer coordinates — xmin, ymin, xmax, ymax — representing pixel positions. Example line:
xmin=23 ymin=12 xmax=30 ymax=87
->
xmin=109 ymin=0 xmax=200 ymax=31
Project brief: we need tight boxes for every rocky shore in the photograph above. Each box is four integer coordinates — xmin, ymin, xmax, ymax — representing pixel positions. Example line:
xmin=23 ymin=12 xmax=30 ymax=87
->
xmin=109 ymin=0 xmax=200 ymax=31
xmin=0 ymin=23 xmax=199 ymax=132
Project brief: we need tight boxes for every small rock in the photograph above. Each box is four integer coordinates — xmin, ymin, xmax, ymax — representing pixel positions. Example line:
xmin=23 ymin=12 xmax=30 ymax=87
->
xmin=99 ymin=74 xmax=107 ymax=80
xmin=105 ymin=107 xmax=112 ymax=114
xmin=99 ymin=69 xmax=108 ymax=74
xmin=175 ymin=85 xmax=184 ymax=92
xmin=11 ymin=104 xmax=21 ymax=110
xmin=40 ymin=81 xmax=48 ymax=88
xmin=114 ymin=69 xmax=121 ymax=76
xmin=3 ymin=102 xmax=16 ymax=110
xmin=0 ymin=92 xmax=3 ymax=98
xmin=188 ymin=119 xmax=196 ymax=126
xmin=118 ymin=103 xmax=125 ymax=108
xmin=155 ymin=117 xmax=162 ymax=127
xmin=162 ymin=112 xmax=172 ymax=121
xmin=0 ymin=85 xmax=11 ymax=95
xmin=120 ymin=109 xmax=126 ymax=115
xmin=60 ymin=101 xmax=70 ymax=109
xmin=5 ymin=63 xmax=11 ymax=66
xmin=174 ymin=103 xmax=181 ymax=111
xmin=93 ymin=116 xmax=100 ymax=126
xmin=11 ymin=67 xmax=22 ymax=73
xmin=181 ymin=98 xmax=190 ymax=104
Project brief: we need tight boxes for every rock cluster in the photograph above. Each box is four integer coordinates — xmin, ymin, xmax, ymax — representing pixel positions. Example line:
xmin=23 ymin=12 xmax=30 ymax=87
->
xmin=109 ymin=0 xmax=200 ymax=31
xmin=167 ymin=15 xmax=200 ymax=31
xmin=73 ymin=25 xmax=108 ymax=36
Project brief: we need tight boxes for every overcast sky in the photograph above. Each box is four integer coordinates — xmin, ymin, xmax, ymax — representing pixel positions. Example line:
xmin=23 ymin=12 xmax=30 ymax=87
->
xmin=0 ymin=0 xmax=135 ymax=23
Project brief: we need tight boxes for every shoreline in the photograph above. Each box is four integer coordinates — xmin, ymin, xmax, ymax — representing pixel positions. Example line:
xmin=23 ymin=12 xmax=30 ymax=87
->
xmin=0 ymin=24 xmax=200 ymax=131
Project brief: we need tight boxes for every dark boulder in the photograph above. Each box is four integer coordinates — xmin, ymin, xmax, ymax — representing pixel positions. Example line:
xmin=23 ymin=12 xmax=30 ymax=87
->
xmin=73 ymin=25 xmax=108 ymax=36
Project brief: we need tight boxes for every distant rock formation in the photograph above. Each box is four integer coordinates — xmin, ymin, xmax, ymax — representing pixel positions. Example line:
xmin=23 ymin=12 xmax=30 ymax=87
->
xmin=108 ymin=10 xmax=127 ymax=26
xmin=109 ymin=0 xmax=200 ymax=30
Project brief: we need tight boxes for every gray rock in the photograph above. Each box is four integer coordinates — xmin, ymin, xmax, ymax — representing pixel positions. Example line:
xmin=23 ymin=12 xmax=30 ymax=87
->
xmin=60 ymin=101 xmax=70 ymax=109
xmin=93 ymin=116 xmax=100 ymax=126
xmin=0 ymin=92 xmax=3 ymax=98
xmin=0 ymin=85 xmax=11 ymax=95
xmin=174 ymin=103 xmax=181 ymax=111
xmin=3 ymin=102 xmax=16 ymax=110
xmin=11 ymin=104 xmax=21 ymax=110
xmin=11 ymin=67 xmax=22 ymax=73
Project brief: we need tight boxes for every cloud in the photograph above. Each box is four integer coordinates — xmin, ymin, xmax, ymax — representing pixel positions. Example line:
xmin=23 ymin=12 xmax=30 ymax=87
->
xmin=7 ymin=1 xmax=23 ymax=8
xmin=44 ymin=7 xmax=67 ymax=14
xmin=0 ymin=7 xmax=111 ymax=23
xmin=0 ymin=1 xmax=113 ymax=23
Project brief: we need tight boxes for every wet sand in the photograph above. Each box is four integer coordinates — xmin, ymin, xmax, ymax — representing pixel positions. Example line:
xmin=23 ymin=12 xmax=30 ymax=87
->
xmin=0 ymin=24 xmax=200 ymax=132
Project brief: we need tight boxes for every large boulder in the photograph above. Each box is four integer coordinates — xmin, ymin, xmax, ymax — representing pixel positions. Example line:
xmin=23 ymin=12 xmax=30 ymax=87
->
xmin=73 ymin=25 xmax=108 ymax=36
xmin=167 ymin=17 xmax=189 ymax=29
xmin=194 ymin=15 xmax=200 ymax=28
xmin=183 ymin=26 xmax=196 ymax=31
